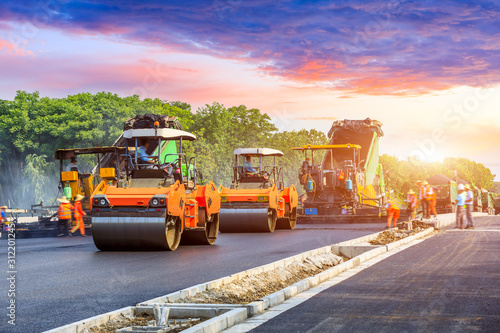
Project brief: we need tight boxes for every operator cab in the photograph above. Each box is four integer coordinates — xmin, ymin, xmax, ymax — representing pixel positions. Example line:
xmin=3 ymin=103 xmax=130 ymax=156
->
xmin=231 ymin=148 xmax=284 ymax=190
xmin=122 ymin=127 xmax=199 ymax=189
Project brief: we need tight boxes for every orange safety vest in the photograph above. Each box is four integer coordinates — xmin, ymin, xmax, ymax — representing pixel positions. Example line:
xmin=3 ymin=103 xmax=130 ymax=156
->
xmin=58 ymin=203 xmax=73 ymax=219
xmin=407 ymin=194 xmax=417 ymax=208
xmin=386 ymin=201 xmax=399 ymax=211
xmin=419 ymin=186 xmax=425 ymax=200
xmin=425 ymin=186 xmax=436 ymax=200
xmin=74 ymin=201 xmax=85 ymax=219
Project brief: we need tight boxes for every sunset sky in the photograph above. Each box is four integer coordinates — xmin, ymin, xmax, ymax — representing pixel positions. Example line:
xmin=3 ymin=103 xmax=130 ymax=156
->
xmin=1 ymin=0 xmax=499 ymax=179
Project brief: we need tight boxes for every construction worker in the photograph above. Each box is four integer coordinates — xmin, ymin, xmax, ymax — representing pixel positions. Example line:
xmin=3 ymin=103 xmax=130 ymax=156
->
xmin=464 ymin=184 xmax=475 ymax=229
xmin=70 ymin=194 xmax=86 ymax=236
xmin=385 ymin=201 xmax=400 ymax=229
xmin=137 ymin=140 xmax=157 ymax=167
xmin=0 ymin=206 xmax=7 ymax=231
xmin=419 ymin=181 xmax=430 ymax=218
xmin=406 ymin=190 xmax=417 ymax=220
xmin=425 ymin=182 xmax=438 ymax=218
xmin=243 ymin=156 xmax=257 ymax=174
xmin=66 ymin=156 xmax=79 ymax=172
xmin=416 ymin=180 xmax=426 ymax=219
xmin=57 ymin=196 xmax=74 ymax=237
xmin=455 ymin=184 xmax=466 ymax=229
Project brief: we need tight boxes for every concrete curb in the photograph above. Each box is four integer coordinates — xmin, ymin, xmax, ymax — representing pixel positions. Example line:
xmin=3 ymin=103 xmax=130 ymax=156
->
xmin=44 ymin=227 xmax=436 ymax=333
xmin=44 ymin=306 xmax=134 ymax=333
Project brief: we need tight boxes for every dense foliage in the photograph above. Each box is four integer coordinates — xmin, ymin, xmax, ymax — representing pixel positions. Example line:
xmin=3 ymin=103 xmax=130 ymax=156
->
xmin=0 ymin=91 xmax=495 ymax=208
xmin=380 ymin=155 xmax=496 ymax=201
xmin=0 ymin=91 xmax=326 ymax=207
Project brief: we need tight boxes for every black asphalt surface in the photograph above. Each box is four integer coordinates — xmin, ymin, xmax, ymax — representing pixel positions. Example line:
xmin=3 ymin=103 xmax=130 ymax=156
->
xmin=0 ymin=223 xmax=381 ymax=332
xmin=251 ymin=216 xmax=500 ymax=333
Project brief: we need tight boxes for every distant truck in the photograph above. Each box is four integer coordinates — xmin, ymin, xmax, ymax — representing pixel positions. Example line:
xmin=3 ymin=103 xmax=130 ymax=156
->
xmin=427 ymin=175 xmax=457 ymax=213
xmin=481 ymin=189 xmax=495 ymax=215
xmin=472 ymin=185 xmax=483 ymax=212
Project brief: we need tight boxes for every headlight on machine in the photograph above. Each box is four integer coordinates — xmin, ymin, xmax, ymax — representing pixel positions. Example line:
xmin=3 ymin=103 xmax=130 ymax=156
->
xmin=221 ymin=195 xmax=227 ymax=203
xmin=149 ymin=195 xmax=167 ymax=207
xmin=93 ymin=195 xmax=110 ymax=208
xmin=257 ymin=196 xmax=268 ymax=202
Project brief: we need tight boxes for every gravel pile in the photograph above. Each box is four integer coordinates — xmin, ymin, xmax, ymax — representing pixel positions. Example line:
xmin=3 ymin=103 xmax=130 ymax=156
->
xmin=175 ymin=252 xmax=344 ymax=304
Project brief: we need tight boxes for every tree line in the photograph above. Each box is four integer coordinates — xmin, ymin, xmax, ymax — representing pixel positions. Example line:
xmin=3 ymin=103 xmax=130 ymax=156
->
xmin=0 ymin=91 xmax=496 ymax=208
xmin=0 ymin=91 xmax=326 ymax=207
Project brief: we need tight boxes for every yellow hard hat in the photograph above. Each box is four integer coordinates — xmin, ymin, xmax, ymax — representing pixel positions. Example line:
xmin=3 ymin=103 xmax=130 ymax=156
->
xmin=407 ymin=190 xmax=415 ymax=195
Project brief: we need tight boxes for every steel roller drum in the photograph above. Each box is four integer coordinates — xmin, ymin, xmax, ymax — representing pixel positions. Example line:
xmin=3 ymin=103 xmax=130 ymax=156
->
xmin=92 ymin=216 xmax=173 ymax=250
xmin=219 ymin=208 xmax=276 ymax=233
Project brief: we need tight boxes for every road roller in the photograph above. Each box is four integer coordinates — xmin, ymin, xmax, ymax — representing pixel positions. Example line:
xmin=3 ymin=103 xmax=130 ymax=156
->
xmin=219 ymin=148 xmax=298 ymax=233
xmin=90 ymin=125 xmax=221 ymax=251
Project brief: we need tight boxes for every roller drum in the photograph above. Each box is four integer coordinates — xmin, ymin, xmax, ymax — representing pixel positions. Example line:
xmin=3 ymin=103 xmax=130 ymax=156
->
xmin=219 ymin=208 xmax=276 ymax=233
xmin=92 ymin=215 xmax=181 ymax=251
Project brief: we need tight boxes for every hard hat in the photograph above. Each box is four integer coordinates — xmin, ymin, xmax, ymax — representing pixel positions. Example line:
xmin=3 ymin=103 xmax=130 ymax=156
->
xmin=57 ymin=196 xmax=70 ymax=203
xmin=416 ymin=180 xmax=422 ymax=184
xmin=458 ymin=184 xmax=465 ymax=191
xmin=464 ymin=184 xmax=471 ymax=190
xmin=305 ymin=158 xmax=310 ymax=160
xmin=422 ymin=181 xmax=428 ymax=185
xmin=407 ymin=190 xmax=415 ymax=195
xmin=0 ymin=206 xmax=7 ymax=209
xmin=75 ymin=194 xmax=85 ymax=201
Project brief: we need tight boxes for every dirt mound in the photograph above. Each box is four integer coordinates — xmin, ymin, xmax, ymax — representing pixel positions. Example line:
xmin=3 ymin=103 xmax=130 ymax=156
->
xmin=176 ymin=252 xmax=344 ymax=305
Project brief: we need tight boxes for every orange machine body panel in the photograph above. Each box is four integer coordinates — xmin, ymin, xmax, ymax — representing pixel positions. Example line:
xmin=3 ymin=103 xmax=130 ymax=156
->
xmin=220 ymin=185 xmax=280 ymax=210
xmin=279 ymin=185 xmax=299 ymax=209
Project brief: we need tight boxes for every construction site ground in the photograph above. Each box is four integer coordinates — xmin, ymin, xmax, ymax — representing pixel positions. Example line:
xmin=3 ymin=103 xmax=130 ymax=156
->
xmin=232 ymin=215 xmax=500 ymax=332
xmin=0 ymin=223 xmax=382 ymax=332
xmin=2 ymin=216 xmax=499 ymax=332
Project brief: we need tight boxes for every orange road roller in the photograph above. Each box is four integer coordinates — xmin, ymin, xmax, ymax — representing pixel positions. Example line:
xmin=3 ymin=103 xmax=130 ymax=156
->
xmin=219 ymin=148 xmax=298 ymax=232
xmin=91 ymin=125 xmax=220 ymax=251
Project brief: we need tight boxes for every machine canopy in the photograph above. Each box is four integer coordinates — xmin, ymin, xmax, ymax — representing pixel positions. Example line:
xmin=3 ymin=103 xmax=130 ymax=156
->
xmin=233 ymin=148 xmax=283 ymax=157
xmin=123 ymin=128 xmax=196 ymax=141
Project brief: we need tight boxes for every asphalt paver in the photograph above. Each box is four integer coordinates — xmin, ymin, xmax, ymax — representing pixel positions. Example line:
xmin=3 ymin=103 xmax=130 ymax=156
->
xmin=250 ymin=216 xmax=500 ymax=332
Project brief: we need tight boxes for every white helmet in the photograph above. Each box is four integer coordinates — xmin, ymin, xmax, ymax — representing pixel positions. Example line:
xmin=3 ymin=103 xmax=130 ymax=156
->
xmin=458 ymin=184 xmax=465 ymax=191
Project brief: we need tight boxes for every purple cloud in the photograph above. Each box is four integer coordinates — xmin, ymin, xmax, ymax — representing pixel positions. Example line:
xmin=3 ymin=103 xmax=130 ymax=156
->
xmin=1 ymin=0 xmax=499 ymax=95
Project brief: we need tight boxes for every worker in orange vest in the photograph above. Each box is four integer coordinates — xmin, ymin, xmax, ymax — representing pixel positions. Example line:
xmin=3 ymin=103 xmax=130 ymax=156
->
xmin=420 ymin=180 xmax=431 ymax=218
xmin=416 ymin=180 xmax=427 ymax=219
xmin=57 ymin=196 xmax=74 ymax=237
xmin=425 ymin=182 xmax=438 ymax=218
xmin=385 ymin=201 xmax=400 ymax=229
xmin=406 ymin=190 xmax=417 ymax=220
xmin=70 ymin=194 xmax=86 ymax=237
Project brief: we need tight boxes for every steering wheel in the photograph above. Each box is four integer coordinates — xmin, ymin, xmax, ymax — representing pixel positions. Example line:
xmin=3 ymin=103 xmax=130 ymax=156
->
xmin=260 ymin=170 xmax=270 ymax=179
xmin=160 ymin=160 xmax=180 ymax=175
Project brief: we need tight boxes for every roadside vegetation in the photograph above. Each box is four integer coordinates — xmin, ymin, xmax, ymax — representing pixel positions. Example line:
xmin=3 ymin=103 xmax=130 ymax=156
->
xmin=0 ymin=91 xmax=496 ymax=208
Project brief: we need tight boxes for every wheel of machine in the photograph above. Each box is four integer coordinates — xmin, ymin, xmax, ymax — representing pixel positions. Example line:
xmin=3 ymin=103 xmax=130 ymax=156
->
xmin=267 ymin=208 xmax=277 ymax=233
xmin=165 ymin=215 xmax=182 ymax=251
xmin=219 ymin=207 xmax=276 ymax=233
xmin=180 ymin=208 xmax=219 ymax=245
xmin=276 ymin=204 xmax=297 ymax=230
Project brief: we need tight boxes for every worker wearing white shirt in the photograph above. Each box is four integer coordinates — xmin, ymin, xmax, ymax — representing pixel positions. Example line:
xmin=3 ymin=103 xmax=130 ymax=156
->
xmin=464 ymin=184 xmax=475 ymax=229
xmin=66 ymin=157 xmax=79 ymax=172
